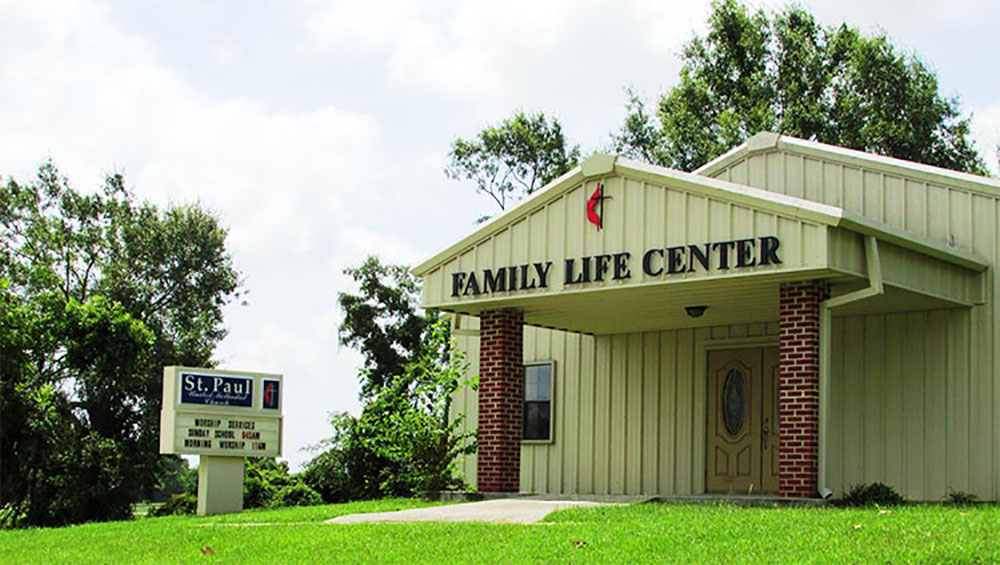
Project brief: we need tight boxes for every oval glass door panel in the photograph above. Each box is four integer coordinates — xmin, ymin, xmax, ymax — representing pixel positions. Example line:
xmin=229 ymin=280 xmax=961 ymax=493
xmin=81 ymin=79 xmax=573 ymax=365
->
xmin=722 ymin=368 xmax=747 ymax=436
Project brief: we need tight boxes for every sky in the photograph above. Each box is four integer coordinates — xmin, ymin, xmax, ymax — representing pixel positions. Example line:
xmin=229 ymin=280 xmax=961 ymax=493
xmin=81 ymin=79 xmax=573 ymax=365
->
xmin=2 ymin=0 xmax=998 ymax=470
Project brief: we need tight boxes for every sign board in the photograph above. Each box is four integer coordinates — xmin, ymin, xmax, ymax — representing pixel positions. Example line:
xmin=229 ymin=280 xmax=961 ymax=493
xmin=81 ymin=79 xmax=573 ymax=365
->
xmin=160 ymin=366 xmax=283 ymax=458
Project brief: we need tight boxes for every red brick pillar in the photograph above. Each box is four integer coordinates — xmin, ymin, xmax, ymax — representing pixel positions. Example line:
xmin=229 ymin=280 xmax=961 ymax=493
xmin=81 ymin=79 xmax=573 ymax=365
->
xmin=778 ymin=281 xmax=829 ymax=498
xmin=477 ymin=308 xmax=523 ymax=493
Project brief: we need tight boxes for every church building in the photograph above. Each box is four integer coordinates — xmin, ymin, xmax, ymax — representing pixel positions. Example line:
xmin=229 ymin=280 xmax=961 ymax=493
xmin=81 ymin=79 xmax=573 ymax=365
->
xmin=412 ymin=132 xmax=998 ymax=500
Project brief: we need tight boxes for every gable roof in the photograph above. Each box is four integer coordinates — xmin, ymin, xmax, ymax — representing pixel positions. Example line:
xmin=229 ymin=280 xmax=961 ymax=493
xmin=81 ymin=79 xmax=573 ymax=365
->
xmin=412 ymin=152 xmax=988 ymax=277
xmin=696 ymin=131 xmax=1000 ymax=197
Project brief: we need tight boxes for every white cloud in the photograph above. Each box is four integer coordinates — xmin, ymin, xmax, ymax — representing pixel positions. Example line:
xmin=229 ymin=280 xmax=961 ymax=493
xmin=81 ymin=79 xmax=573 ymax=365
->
xmin=303 ymin=0 xmax=707 ymax=144
xmin=783 ymin=0 xmax=995 ymax=36
xmin=971 ymin=105 xmax=1000 ymax=176
xmin=0 ymin=0 xmax=397 ymax=469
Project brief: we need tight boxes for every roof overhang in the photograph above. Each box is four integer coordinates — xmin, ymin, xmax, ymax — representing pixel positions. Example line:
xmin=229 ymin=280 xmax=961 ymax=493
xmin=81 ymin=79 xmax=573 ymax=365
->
xmin=696 ymin=131 xmax=1000 ymax=198
xmin=414 ymin=154 xmax=987 ymax=335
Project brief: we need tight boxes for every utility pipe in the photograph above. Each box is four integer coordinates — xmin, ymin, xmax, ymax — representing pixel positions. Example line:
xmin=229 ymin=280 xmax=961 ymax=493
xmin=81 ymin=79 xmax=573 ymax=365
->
xmin=818 ymin=235 xmax=883 ymax=498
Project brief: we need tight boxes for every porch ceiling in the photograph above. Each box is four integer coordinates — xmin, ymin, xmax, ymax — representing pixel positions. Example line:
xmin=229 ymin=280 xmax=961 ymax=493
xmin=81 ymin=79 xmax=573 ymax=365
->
xmin=440 ymin=269 xmax=975 ymax=335
xmin=443 ymin=270 xmax=838 ymax=335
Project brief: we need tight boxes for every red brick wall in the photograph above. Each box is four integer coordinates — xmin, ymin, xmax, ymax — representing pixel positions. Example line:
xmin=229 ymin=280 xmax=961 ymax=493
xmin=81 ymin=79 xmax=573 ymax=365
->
xmin=778 ymin=281 xmax=829 ymax=498
xmin=477 ymin=308 xmax=524 ymax=492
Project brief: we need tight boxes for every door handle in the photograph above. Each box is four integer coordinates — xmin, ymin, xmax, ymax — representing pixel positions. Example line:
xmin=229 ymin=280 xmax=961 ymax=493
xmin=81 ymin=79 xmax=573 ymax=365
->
xmin=761 ymin=417 xmax=770 ymax=450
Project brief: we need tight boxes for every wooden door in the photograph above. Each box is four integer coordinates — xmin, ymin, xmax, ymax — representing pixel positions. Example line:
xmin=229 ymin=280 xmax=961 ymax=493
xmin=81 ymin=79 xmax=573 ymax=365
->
xmin=706 ymin=347 xmax=779 ymax=494
xmin=761 ymin=347 xmax=780 ymax=493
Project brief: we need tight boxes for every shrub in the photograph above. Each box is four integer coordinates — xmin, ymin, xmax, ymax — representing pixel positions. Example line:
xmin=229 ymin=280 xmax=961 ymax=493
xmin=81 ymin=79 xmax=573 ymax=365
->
xmin=0 ymin=505 xmax=26 ymax=529
xmin=150 ymin=456 xmax=197 ymax=503
xmin=301 ymin=321 xmax=477 ymax=501
xmin=272 ymin=483 xmax=323 ymax=507
xmin=150 ymin=493 xmax=196 ymax=517
xmin=300 ymin=446 xmax=352 ymax=503
xmin=839 ymin=482 xmax=905 ymax=507
xmin=243 ymin=458 xmax=295 ymax=509
xmin=944 ymin=489 xmax=979 ymax=506
xmin=243 ymin=474 xmax=277 ymax=509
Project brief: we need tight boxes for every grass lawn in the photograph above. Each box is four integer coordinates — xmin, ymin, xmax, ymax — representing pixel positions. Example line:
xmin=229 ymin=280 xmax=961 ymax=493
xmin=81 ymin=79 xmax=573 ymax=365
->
xmin=1 ymin=498 xmax=998 ymax=563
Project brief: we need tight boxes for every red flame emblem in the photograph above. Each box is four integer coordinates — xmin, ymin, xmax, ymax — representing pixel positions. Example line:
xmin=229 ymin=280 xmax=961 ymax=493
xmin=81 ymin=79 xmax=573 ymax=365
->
xmin=586 ymin=183 xmax=609 ymax=230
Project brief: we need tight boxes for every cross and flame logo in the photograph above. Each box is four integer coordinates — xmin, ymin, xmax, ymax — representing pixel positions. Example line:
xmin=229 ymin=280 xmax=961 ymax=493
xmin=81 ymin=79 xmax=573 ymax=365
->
xmin=586 ymin=182 xmax=611 ymax=230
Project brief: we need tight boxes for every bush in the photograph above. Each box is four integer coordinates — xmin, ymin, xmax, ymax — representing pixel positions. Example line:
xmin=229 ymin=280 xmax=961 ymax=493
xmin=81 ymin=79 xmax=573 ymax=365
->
xmin=0 ymin=505 xmax=26 ymax=529
xmin=839 ymin=482 xmax=905 ymax=507
xmin=243 ymin=458 xmax=324 ymax=509
xmin=300 ymin=446 xmax=352 ymax=503
xmin=243 ymin=459 xmax=295 ymax=509
xmin=150 ymin=456 xmax=197 ymax=503
xmin=273 ymin=483 xmax=323 ymax=507
xmin=150 ymin=493 xmax=196 ymax=517
xmin=301 ymin=321 xmax=477 ymax=501
xmin=944 ymin=489 xmax=979 ymax=506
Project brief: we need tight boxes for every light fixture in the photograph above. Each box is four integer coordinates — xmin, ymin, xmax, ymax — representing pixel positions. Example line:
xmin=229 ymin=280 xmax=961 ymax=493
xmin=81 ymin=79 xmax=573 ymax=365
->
xmin=685 ymin=305 xmax=708 ymax=318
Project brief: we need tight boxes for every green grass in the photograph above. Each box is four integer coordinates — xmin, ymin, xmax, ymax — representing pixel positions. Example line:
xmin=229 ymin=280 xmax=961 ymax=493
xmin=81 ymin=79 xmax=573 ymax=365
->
xmin=2 ymin=499 xmax=998 ymax=563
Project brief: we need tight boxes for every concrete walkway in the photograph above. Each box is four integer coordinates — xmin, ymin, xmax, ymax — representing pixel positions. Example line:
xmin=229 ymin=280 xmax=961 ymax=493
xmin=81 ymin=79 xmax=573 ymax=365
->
xmin=326 ymin=499 xmax=600 ymax=525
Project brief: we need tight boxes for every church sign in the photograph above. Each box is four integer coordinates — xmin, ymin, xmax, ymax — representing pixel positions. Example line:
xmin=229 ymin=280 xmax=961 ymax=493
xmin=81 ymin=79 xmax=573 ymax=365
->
xmin=180 ymin=373 xmax=254 ymax=407
xmin=160 ymin=367 xmax=283 ymax=458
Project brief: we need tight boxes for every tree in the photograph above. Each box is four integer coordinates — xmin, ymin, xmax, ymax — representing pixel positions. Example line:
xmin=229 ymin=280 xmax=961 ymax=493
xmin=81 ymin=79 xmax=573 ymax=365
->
xmin=305 ymin=320 xmax=476 ymax=501
xmin=0 ymin=162 xmax=241 ymax=526
xmin=614 ymin=0 xmax=988 ymax=174
xmin=337 ymin=256 xmax=438 ymax=398
xmin=446 ymin=111 xmax=580 ymax=220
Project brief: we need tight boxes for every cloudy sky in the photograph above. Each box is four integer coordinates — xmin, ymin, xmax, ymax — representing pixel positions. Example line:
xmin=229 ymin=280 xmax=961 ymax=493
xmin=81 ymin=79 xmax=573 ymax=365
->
xmin=3 ymin=0 xmax=998 ymax=470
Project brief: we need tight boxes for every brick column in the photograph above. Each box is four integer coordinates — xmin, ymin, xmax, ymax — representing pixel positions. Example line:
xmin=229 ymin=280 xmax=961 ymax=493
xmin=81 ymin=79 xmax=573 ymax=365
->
xmin=477 ymin=308 xmax=523 ymax=493
xmin=778 ymin=281 xmax=829 ymax=498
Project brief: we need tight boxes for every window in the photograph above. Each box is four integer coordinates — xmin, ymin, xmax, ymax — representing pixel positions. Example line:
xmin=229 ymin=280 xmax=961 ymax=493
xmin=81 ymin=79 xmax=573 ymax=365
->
xmin=523 ymin=362 xmax=553 ymax=441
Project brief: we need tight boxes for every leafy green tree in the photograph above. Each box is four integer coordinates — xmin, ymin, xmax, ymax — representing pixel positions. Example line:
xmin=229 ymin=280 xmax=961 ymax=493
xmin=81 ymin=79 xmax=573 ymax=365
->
xmin=614 ymin=0 xmax=987 ymax=174
xmin=0 ymin=283 xmax=151 ymax=525
xmin=447 ymin=111 xmax=580 ymax=220
xmin=306 ymin=320 xmax=476 ymax=501
xmin=299 ymin=443 xmax=351 ymax=503
xmin=0 ymin=162 xmax=241 ymax=526
xmin=362 ymin=320 xmax=477 ymax=495
xmin=150 ymin=455 xmax=197 ymax=502
xmin=337 ymin=256 xmax=438 ymax=398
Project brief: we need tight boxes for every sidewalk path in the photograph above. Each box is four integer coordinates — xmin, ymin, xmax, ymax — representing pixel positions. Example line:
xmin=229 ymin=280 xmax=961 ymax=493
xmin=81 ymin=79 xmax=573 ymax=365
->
xmin=326 ymin=499 xmax=601 ymax=525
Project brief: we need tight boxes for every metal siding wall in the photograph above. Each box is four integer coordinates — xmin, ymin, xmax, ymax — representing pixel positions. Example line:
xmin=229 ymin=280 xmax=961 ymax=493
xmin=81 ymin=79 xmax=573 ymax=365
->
xmin=878 ymin=242 xmax=979 ymax=304
xmin=421 ymin=173 xmax=828 ymax=308
xmin=451 ymin=322 xmax=780 ymax=496
xmin=708 ymin=150 xmax=981 ymax=256
xmin=827 ymin=228 xmax=866 ymax=276
xmin=450 ymin=317 xmax=480 ymax=486
xmin=710 ymin=149 xmax=998 ymax=501
xmin=827 ymin=309 xmax=992 ymax=500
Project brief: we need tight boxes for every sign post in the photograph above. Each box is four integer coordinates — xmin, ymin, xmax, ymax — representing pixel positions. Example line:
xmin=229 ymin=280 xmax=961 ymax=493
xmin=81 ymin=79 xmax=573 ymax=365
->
xmin=159 ymin=366 xmax=283 ymax=516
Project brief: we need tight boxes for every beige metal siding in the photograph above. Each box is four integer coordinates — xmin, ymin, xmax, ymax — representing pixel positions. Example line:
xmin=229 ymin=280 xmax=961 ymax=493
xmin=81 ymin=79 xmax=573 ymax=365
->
xmin=450 ymin=317 xmax=480 ymax=486
xmin=712 ymin=148 xmax=999 ymax=500
xmin=450 ymin=320 xmax=781 ymax=495
xmin=827 ymin=228 xmax=866 ymax=276
xmin=422 ymin=174 xmax=829 ymax=310
xmin=878 ymin=242 xmax=981 ymax=306
xmin=827 ymin=308 xmax=994 ymax=500
xmin=707 ymin=150 xmax=984 ymax=255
